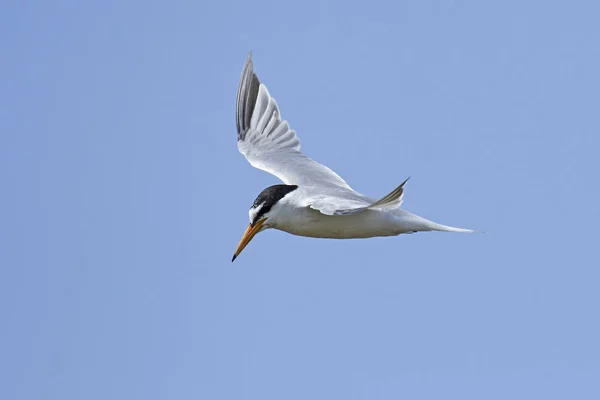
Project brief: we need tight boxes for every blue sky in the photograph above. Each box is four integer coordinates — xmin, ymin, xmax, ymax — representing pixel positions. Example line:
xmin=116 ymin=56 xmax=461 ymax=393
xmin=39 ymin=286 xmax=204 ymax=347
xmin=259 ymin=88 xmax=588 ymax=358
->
xmin=2 ymin=0 xmax=599 ymax=399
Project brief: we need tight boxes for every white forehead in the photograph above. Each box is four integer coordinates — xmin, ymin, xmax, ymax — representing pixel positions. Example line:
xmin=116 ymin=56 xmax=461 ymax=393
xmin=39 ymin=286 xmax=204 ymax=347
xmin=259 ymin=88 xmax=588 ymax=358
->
xmin=248 ymin=203 xmax=263 ymax=223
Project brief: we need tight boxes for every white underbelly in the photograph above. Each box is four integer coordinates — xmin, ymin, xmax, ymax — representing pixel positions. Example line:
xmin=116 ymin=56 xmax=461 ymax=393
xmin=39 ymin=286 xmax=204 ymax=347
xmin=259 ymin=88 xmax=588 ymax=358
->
xmin=275 ymin=208 xmax=406 ymax=239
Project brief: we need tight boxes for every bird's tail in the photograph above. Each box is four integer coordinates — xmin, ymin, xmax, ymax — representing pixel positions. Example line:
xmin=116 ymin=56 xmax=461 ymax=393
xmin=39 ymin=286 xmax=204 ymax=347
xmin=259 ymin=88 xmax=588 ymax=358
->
xmin=397 ymin=210 xmax=476 ymax=233
xmin=426 ymin=222 xmax=475 ymax=233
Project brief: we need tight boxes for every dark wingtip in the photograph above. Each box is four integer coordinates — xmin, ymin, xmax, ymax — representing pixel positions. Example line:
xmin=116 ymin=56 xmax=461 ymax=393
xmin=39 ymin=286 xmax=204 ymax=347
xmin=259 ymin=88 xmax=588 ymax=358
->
xmin=231 ymin=254 xmax=237 ymax=262
xmin=236 ymin=52 xmax=260 ymax=140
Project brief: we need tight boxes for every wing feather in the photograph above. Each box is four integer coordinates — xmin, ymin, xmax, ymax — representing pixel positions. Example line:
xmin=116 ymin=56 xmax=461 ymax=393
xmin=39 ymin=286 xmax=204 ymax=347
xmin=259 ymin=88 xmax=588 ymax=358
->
xmin=236 ymin=53 xmax=351 ymax=190
xmin=330 ymin=178 xmax=410 ymax=215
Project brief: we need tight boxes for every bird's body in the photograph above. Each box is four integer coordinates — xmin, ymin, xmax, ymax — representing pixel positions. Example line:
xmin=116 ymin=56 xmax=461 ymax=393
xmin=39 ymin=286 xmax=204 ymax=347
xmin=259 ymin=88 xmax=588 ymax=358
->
xmin=232 ymin=53 xmax=474 ymax=261
xmin=264 ymin=186 xmax=471 ymax=239
xmin=265 ymin=189 xmax=395 ymax=239
xmin=270 ymin=204 xmax=417 ymax=239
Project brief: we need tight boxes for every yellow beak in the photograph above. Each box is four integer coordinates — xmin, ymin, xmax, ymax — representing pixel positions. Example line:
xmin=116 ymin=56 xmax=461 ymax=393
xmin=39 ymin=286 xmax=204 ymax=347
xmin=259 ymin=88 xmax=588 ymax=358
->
xmin=231 ymin=219 xmax=266 ymax=262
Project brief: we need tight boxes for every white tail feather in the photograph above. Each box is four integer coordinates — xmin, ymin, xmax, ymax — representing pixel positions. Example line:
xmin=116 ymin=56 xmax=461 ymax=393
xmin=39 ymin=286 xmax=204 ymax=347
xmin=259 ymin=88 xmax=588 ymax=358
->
xmin=426 ymin=223 xmax=475 ymax=233
xmin=397 ymin=210 xmax=475 ymax=233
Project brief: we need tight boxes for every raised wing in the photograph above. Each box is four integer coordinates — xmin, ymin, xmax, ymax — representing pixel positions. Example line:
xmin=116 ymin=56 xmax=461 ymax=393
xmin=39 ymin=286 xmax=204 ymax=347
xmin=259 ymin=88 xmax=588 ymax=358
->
xmin=236 ymin=53 xmax=352 ymax=190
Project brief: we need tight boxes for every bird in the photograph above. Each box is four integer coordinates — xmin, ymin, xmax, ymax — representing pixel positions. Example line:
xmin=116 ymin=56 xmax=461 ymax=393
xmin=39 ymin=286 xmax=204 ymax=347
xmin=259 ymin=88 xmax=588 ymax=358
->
xmin=232 ymin=53 xmax=475 ymax=262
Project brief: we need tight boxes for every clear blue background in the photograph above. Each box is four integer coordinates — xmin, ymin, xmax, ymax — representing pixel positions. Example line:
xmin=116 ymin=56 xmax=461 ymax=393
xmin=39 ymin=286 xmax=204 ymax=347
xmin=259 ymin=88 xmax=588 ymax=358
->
xmin=2 ymin=1 xmax=599 ymax=399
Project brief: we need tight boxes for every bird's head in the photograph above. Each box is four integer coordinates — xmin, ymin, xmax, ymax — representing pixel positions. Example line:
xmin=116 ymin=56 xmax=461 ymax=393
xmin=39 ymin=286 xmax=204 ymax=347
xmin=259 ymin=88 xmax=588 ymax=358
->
xmin=232 ymin=184 xmax=298 ymax=262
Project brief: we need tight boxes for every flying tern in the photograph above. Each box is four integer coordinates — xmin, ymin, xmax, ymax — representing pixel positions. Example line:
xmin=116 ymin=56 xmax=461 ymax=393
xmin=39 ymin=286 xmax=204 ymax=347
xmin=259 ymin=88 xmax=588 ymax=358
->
xmin=232 ymin=53 xmax=474 ymax=261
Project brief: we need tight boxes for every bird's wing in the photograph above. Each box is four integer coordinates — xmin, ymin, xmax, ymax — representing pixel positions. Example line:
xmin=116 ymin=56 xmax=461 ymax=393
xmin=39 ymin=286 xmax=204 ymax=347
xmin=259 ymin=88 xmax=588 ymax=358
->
xmin=308 ymin=177 xmax=410 ymax=216
xmin=236 ymin=53 xmax=352 ymax=190
xmin=303 ymin=189 xmax=372 ymax=216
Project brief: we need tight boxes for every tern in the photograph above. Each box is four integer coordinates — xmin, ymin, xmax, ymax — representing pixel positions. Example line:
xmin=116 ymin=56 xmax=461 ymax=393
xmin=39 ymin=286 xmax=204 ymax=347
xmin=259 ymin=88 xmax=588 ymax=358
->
xmin=232 ymin=53 xmax=474 ymax=261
